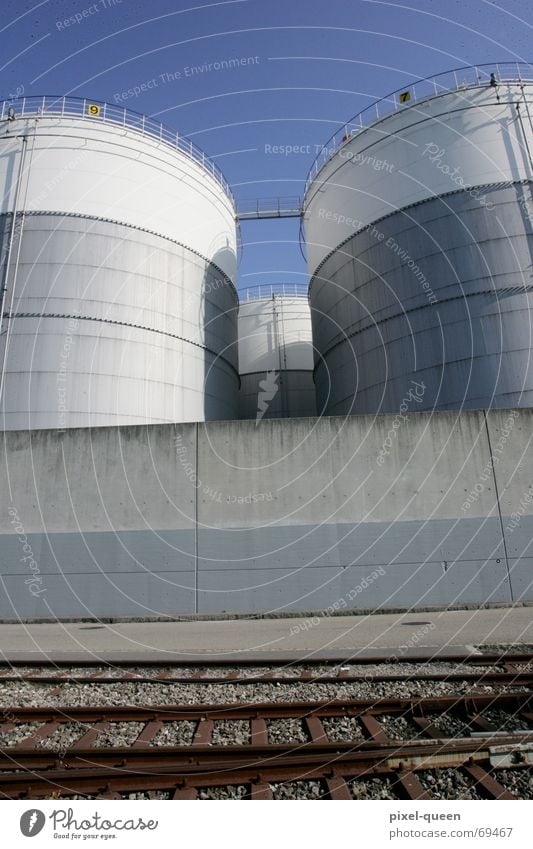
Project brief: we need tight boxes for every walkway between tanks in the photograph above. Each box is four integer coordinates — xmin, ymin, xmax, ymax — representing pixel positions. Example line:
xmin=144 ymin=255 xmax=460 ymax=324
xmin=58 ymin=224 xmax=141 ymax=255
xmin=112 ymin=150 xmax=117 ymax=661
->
xmin=0 ymin=606 xmax=531 ymax=663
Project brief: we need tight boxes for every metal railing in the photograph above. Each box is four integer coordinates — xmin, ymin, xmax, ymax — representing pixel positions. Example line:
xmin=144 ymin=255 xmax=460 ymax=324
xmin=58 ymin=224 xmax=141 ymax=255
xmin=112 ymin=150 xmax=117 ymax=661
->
xmin=239 ymin=283 xmax=308 ymax=301
xmin=236 ymin=196 xmax=302 ymax=220
xmin=0 ymin=95 xmax=235 ymax=207
xmin=305 ymin=61 xmax=533 ymax=195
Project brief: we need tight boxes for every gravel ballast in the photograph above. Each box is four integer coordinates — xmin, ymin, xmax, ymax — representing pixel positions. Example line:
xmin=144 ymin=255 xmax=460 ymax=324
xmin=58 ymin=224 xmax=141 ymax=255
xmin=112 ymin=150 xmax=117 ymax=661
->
xmin=267 ymin=718 xmax=308 ymax=744
xmin=0 ymin=679 xmax=527 ymax=708
xmin=212 ymin=720 xmax=250 ymax=745
xmin=350 ymin=777 xmax=399 ymax=799
xmin=419 ymin=768 xmax=482 ymax=799
xmin=270 ymin=780 xmax=324 ymax=800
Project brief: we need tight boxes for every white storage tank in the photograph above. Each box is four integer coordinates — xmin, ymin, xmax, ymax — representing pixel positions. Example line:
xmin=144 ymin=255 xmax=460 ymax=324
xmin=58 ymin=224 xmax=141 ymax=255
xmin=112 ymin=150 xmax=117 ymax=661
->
xmin=238 ymin=285 xmax=316 ymax=419
xmin=304 ymin=64 xmax=533 ymax=415
xmin=0 ymin=96 xmax=239 ymax=429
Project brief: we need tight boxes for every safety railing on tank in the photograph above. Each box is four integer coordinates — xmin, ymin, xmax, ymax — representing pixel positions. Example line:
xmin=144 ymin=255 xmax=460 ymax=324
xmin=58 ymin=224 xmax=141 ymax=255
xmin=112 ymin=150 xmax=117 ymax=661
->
xmin=305 ymin=61 xmax=533 ymax=195
xmin=239 ymin=283 xmax=308 ymax=300
xmin=0 ymin=95 xmax=235 ymax=207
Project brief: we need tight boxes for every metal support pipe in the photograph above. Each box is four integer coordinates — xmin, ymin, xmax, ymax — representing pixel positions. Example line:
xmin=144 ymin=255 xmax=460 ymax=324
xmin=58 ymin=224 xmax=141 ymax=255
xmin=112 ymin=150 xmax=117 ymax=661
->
xmin=0 ymin=133 xmax=29 ymax=411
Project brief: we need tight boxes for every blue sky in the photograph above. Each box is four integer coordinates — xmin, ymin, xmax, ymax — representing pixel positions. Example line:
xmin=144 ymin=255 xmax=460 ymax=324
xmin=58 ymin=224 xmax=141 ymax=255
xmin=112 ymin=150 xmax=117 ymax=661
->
xmin=2 ymin=0 xmax=531 ymax=290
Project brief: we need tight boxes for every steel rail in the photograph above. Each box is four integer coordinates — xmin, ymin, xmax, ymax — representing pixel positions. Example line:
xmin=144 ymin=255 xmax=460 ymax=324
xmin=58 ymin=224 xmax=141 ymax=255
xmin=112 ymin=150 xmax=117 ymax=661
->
xmin=0 ymin=736 xmax=529 ymax=798
xmin=0 ymin=650 xmax=531 ymax=667
xmin=0 ymin=669 xmax=531 ymax=686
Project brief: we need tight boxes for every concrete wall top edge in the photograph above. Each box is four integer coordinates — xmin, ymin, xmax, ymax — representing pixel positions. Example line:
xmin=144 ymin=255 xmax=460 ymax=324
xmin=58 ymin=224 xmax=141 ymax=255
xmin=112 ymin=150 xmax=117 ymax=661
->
xmin=1 ymin=405 xmax=528 ymax=440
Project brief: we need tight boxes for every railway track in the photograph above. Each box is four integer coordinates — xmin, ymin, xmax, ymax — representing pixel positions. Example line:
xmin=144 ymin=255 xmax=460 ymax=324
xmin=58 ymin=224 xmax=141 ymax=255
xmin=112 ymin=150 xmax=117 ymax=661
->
xmin=0 ymin=654 xmax=532 ymax=800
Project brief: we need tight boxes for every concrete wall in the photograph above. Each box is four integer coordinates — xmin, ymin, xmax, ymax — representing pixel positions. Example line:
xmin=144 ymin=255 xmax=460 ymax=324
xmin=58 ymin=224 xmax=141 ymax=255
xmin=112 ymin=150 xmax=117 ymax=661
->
xmin=1 ymin=408 xmax=531 ymax=619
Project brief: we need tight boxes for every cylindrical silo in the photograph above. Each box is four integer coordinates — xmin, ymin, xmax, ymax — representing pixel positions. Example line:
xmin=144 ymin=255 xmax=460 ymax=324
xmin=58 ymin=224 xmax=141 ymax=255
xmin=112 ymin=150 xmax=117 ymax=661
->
xmin=304 ymin=64 xmax=533 ymax=415
xmin=0 ymin=96 xmax=238 ymax=430
xmin=238 ymin=285 xmax=316 ymax=419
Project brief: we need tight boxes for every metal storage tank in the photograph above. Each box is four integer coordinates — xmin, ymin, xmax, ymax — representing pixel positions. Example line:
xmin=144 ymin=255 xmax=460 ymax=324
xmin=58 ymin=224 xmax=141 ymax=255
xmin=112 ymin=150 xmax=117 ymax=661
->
xmin=238 ymin=285 xmax=316 ymax=419
xmin=303 ymin=64 xmax=533 ymax=415
xmin=0 ymin=96 xmax=239 ymax=430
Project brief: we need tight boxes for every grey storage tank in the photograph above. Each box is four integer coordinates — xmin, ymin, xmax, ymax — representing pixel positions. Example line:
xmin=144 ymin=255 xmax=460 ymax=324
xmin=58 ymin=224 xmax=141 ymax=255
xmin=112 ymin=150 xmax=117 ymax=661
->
xmin=237 ymin=285 xmax=316 ymax=419
xmin=303 ymin=64 xmax=533 ymax=415
xmin=0 ymin=96 xmax=239 ymax=430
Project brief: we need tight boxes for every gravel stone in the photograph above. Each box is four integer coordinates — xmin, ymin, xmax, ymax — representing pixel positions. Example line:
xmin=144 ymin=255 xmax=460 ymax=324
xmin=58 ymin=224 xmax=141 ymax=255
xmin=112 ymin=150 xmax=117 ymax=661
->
xmin=39 ymin=722 xmax=88 ymax=750
xmin=270 ymin=780 xmax=324 ymax=800
xmin=124 ymin=791 xmax=170 ymax=799
xmin=321 ymin=716 xmax=364 ymax=742
xmin=0 ymin=722 xmax=42 ymax=747
xmin=377 ymin=714 xmax=425 ymax=740
xmin=151 ymin=721 xmax=196 ymax=746
xmin=93 ymin=722 xmax=144 ymax=748
xmin=350 ymin=777 xmax=399 ymax=799
xmin=480 ymin=708 xmax=531 ymax=732
xmin=1 ymin=678 xmax=525 ymax=708
xmin=426 ymin=712 xmax=469 ymax=738
xmin=419 ymin=768 xmax=482 ymax=799
xmin=212 ymin=720 xmax=250 ymax=745
xmin=198 ymin=785 xmax=248 ymax=799
xmin=494 ymin=769 xmax=533 ymax=799
xmin=268 ymin=718 xmax=307 ymax=744
xmin=477 ymin=644 xmax=533 ymax=655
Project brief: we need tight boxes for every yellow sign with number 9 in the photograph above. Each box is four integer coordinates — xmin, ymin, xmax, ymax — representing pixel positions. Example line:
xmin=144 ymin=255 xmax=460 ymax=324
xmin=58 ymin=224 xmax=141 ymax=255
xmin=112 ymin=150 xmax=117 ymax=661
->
xmin=87 ymin=103 xmax=101 ymax=116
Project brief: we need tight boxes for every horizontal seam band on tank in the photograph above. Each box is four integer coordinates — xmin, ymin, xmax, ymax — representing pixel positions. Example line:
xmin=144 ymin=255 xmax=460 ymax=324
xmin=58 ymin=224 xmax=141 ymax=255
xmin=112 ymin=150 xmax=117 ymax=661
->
xmin=308 ymin=178 xmax=533 ymax=292
xmin=240 ymin=369 xmax=314 ymax=375
xmin=328 ymin=385 xmax=533 ymax=410
xmin=305 ymin=94 xmax=533 ymax=197
xmin=313 ymin=284 xmax=533 ymax=376
xmin=1 ymin=209 xmax=238 ymax=303
xmin=2 ymin=312 xmax=240 ymax=382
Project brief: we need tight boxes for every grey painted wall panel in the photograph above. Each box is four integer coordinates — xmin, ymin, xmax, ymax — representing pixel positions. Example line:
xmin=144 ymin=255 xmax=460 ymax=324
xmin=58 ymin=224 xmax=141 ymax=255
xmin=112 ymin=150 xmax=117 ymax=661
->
xmin=0 ymin=409 xmax=530 ymax=619
xmin=198 ymin=559 xmax=511 ymax=614
xmin=1 ymin=572 xmax=196 ymax=619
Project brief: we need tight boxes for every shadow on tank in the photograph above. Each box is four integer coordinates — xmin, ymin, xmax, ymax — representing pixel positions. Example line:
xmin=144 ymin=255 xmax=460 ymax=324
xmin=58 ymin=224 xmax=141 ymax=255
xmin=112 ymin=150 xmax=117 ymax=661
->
xmin=201 ymin=244 xmax=240 ymax=421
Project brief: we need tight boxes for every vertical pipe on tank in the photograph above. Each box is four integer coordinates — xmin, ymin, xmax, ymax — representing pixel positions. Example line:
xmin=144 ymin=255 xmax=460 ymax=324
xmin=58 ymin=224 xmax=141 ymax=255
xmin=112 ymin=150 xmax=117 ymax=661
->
xmin=0 ymin=132 xmax=29 ymax=411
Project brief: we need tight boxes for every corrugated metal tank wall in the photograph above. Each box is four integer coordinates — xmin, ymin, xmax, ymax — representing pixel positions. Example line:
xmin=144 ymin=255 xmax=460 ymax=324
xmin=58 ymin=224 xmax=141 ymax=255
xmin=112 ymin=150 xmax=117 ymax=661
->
xmin=237 ymin=288 xmax=316 ymax=419
xmin=303 ymin=69 xmax=533 ymax=415
xmin=0 ymin=98 xmax=239 ymax=429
